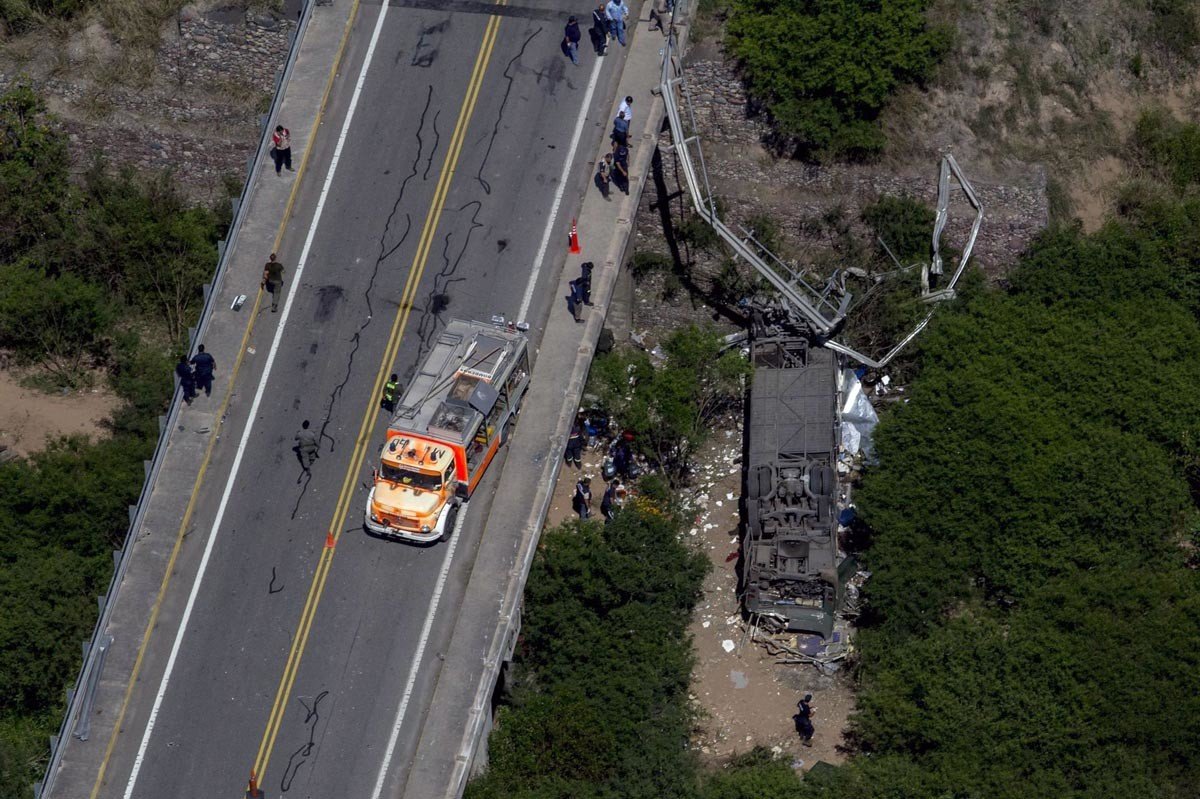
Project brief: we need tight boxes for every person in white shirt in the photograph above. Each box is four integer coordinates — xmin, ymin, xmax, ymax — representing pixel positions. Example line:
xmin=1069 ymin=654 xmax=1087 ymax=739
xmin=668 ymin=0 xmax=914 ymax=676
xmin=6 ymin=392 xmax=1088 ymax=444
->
xmin=617 ymin=95 xmax=633 ymax=124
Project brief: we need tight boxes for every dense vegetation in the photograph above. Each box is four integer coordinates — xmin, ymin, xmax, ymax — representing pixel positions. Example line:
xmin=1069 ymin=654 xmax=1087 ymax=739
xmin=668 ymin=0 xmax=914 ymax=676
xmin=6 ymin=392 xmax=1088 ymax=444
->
xmin=839 ymin=193 xmax=1200 ymax=797
xmin=465 ymin=500 xmax=709 ymax=799
xmin=0 ymin=85 xmax=225 ymax=796
xmin=726 ymin=0 xmax=949 ymax=160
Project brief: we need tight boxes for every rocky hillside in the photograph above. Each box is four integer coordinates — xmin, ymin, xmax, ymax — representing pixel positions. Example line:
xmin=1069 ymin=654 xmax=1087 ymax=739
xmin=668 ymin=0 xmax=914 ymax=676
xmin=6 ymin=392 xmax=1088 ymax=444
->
xmin=0 ymin=1 xmax=299 ymax=202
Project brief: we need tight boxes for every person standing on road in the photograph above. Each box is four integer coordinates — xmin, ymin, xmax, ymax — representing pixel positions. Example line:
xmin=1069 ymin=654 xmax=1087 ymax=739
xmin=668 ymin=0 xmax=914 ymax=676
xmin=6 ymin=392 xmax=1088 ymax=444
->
xmin=263 ymin=253 xmax=285 ymax=312
xmin=175 ymin=354 xmax=196 ymax=405
xmin=596 ymin=152 xmax=613 ymax=200
xmin=381 ymin=373 xmax=400 ymax=414
xmin=578 ymin=261 xmax=594 ymax=306
xmin=612 ymin=143 xmax=630 ymax=194
xmin=294 ymin=420 xmax=319 ymax=474
xmin=605 ymin=0 xmax=629 ymax=47
xmin=795 ymin=694 xmax=815 ymax=747
xmin=590 ymin=1 xmax=608 ymax=55
xmin=611 ymin=110 xmax=630 ymax=150
xmin=271 ymin=125 xmax=293 ymax=174
xmin=618 ymin=95 xmax=634 ymax=124
xmin=565 ymin=415 xmax=585 ymax=468
xmin=190 ymin=344 xmax=216 ymax=397
xmin=572 ymin=475 xmax=592 ymax=520
xmin=563 ymin=15 xmax=582 ymax=65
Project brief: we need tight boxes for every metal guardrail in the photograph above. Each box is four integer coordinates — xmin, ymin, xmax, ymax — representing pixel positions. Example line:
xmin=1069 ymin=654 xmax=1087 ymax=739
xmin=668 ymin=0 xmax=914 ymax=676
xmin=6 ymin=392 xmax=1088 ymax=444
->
xmin=657 ymin=31 xmax=984 ymax=368
xmin=35 ymin=3 xmax=316 ymax=795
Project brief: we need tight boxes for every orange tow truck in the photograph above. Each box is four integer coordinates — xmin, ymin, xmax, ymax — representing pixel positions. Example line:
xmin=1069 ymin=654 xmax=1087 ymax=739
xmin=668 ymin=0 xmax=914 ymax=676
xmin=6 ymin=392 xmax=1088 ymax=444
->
xmin=365 ymin=318 xmax=531 ymax=543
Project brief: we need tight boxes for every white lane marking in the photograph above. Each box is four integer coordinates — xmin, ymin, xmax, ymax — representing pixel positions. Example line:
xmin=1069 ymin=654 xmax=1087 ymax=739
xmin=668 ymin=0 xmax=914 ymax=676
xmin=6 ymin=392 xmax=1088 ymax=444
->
xmin=517 ymin=54 xmax=606 ymax=322
xmin=369 ymin=506 xmax=467 ymax=799
xmin=122 ymin=3 xmax=395 ymax=797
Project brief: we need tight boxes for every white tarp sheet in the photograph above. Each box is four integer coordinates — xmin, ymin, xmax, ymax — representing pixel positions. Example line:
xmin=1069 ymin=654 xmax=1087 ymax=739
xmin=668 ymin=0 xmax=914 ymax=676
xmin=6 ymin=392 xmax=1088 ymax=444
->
xmin=840 ymin=369 xmax=879 ymax=456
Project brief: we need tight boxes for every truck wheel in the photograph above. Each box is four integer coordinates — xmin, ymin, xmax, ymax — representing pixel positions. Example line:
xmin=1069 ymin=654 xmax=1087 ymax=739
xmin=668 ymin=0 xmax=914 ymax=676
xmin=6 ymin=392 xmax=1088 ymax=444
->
xmin=440 ymin=505 xmax=459 ymax=543
xmin=501 ymin=418 xmax=513 ymax=446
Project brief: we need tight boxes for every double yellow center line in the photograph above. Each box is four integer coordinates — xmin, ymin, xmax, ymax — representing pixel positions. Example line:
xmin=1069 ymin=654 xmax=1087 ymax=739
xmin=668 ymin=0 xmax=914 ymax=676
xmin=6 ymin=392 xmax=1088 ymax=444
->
xmin=250 ymin=4 xmax=507 ymax=787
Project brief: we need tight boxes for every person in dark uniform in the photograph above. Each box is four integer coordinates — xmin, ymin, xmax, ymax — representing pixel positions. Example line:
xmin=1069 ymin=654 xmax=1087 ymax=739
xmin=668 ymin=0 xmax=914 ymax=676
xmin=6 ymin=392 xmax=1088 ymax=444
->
xmin=578 ymin=261 xmax=594 ymax=305
xmin=294 ymin=420 xmax=319 ymax=473
xmin=381 ymin=373 xmax=400 ymax=414
xmin=568 ymin=279 xmax=585 ymax=322
xmin=612 ymin=143 xmax=629 ymax=194
xmin=262 ymin=253 xmax=285 ymax=312
xmin=600 ymin=478 xmax=621 ymax=523
xmin=572 ymin=476 xmax=592 ymax=520
xmin=590 ymin=1 xmax=608 ymax=55
xmin=190 ymin=344 xmax=216 ymax=397
xmin=795 ymin=694 xmax=815 ymax=747
xmin=564 ymin=416 xmax=585 ymax=468
xmin=175 ymin=354 xmax=196 ymax=405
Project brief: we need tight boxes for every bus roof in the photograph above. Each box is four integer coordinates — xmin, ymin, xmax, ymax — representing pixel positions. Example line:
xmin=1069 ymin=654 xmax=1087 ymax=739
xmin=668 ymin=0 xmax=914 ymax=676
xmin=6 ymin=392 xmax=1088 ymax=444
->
xmin=389 ymin=319 xmax=527 ymax=448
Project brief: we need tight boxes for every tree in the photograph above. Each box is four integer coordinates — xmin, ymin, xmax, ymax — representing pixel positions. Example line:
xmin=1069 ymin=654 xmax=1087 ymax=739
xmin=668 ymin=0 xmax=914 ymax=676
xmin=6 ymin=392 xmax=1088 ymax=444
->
xmin=0 ymin=85 xmax=72 ymax=261
xmin=586 ymin=325 xmax=749 ymax=482
xmin=55 ymin=166 xmax=220 ymax=341
xmin=0 ymin=265 xmax=116 ymax=386
xmin=726 ymin=0 xmax=950 ymax=160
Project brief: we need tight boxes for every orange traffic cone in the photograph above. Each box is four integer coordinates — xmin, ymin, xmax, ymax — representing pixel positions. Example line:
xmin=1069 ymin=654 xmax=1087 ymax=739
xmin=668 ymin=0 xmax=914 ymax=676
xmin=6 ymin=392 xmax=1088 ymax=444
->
xmin=325 ymin=530 xmax=336 ymax=549
xmin=568 ymin=218 xmax=581 ymax=254
xmin=246 ymin=770 xmax=263 ymax=798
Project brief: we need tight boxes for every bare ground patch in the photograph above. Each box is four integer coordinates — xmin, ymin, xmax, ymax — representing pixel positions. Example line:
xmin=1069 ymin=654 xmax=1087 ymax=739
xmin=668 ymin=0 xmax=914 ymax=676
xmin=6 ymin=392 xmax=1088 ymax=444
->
xmin=0 ymin=369 xmax=120 ymax=456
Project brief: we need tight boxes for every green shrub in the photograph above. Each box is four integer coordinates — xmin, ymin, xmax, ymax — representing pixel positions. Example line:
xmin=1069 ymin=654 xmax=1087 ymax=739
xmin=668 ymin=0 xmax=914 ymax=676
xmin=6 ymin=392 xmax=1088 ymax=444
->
xmin=861 ymin=194 xmax=934 ymax=265
xmin=0 ymin=265 xmax=117 ymax=386
xmin=0 ymin=85 xmax=72 ymax=261
xmin=1130 ymin=107 xmax=1200 ymax=190
xmin=727 ymin=0 xmax=950 ymax=160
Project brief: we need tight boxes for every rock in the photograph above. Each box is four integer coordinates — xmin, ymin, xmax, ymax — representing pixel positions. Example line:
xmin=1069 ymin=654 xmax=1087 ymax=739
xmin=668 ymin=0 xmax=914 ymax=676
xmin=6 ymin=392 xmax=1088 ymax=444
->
xmin=191 ymin=33 xmax=214 ymax=45
xmin=179 ymin=4 xmax=201 ymax=23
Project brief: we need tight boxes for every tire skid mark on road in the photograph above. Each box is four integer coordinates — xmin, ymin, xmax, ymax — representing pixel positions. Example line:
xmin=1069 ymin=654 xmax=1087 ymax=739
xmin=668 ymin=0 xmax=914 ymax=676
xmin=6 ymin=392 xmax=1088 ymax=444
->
xmin=298 ymin=83 xmax=439 ymax=520
xmin=474 ymin=26 xmax=541 ymax=196
xmin=411 ymin=199 xmax=484 ymax=366
xmin=278 ymin=690 xmax=329 ymax=793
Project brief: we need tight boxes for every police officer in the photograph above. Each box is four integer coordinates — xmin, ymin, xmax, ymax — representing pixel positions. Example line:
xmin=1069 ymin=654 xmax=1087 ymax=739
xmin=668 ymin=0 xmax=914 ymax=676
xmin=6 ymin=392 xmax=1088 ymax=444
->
xmin=795 ymin=694 xmax=815 ymax=747
xmin=600 ymin=478 xmax=621 ymax=523
xmin=564 ymin=415 xmax=585 ymax=468
xmin=190 ymin=344 xmax=216 ymax=397
xmin=262 ymin=253 xmax=285 ymax=312
xmin=294 ymin=420 xmax=319 ymax=473
xmin=578 ymin=261 xmax=594 ymax=305
xmin=175 ymin=354 xmax=196 ymax=405
xmin=572 ymin=476 xmax=592 ymax=520
xmin=381 ymin=373 xmax=400 ymax=414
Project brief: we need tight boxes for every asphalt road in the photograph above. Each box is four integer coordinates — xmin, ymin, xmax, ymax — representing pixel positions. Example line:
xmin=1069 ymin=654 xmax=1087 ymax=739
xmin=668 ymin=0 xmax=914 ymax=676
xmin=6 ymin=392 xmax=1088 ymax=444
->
xmin=99 ymin=3 xmax=621 ymax=797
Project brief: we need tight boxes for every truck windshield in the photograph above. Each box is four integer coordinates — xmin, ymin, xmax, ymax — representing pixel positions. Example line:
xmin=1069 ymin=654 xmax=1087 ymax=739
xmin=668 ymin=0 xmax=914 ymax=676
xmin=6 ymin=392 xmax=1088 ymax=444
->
xmin=380 ymin=463 xmax=441 ymax=491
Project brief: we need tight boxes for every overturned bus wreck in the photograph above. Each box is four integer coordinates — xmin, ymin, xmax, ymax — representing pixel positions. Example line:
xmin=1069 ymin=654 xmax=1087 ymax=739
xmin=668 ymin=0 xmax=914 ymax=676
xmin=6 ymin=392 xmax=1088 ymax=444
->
xmin=742 ymin=337 xmax=855 ymax=640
